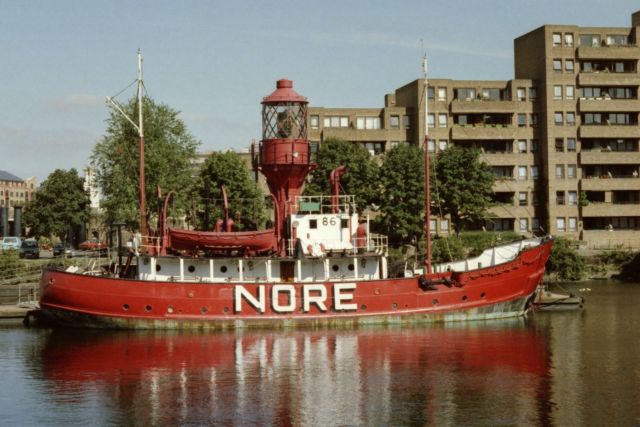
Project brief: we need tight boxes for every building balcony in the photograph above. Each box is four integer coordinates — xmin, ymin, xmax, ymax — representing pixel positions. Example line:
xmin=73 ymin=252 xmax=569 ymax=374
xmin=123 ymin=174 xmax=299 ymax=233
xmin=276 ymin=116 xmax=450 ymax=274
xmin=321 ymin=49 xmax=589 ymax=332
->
xmin=579 ymin=125 xmax=640 ymax=139
xmin=578 ymin=72 xmax=640 ymax=86
xmin=581 ymin=202 xmax=640 ymax=217
xmin=450 ymin=100 xmax=518 ymax=113
xmin=451 ymin=125 xmax=522 ymax=140
xmin=578 ymin=98 xmax=640 ymax=112
xmin=577 ymin=45 xmax=640 ymax=60
xmin=482 ymin=152 xmax=534 ymax=166
xmin=492 ymin=179 xmax=535 ymax=192
xmin=580 ymin=176 xmax=640 ymax=191
xmin=579 ymin=150 xmax=640 ymax=165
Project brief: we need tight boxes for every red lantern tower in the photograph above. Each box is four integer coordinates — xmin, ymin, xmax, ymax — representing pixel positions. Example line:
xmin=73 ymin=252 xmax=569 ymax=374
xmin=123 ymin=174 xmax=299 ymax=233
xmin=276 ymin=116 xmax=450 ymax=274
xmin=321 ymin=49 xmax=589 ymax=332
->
xmin=258 ymin=79 xmax=315 ymax=254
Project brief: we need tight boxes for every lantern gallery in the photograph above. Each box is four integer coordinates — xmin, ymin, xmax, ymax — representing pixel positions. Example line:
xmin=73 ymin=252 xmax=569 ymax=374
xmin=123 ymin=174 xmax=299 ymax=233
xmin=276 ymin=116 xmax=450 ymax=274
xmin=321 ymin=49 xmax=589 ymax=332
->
xmin=234 ymin=283 xmax=358 ymax=314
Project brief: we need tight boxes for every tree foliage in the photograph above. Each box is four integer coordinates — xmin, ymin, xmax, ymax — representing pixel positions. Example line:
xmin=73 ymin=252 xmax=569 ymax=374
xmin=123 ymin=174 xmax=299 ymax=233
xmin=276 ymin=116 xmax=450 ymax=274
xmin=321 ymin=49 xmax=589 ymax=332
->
xmin=546 ymin=237 xmax=585 ymax=281
xmin=303 ymin=138 xmax=380 ymax=212
xmin=23 ymin=168 xmax=90 ymax=244
xmin=194 ymin=151 xmax=267 ymax=230
xmin=432 ymin=146 xmax=494 ymax=234
xmin=377 ymin=143 xmax=425 ymax=245
xmin=92 ymin=96 xmax=199 ymax=230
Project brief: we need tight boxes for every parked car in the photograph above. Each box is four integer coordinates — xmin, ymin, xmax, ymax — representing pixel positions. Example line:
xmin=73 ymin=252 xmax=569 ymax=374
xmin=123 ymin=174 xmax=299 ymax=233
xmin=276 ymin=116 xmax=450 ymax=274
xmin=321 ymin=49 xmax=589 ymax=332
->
xmin=53 ymin=243 xmax=73 ymax=257
xmin=79 ymin=239 xmax=107 ymax=251
xmin=1 ymin=236 xmax=22 ymax=251
xmin=19 ymin=240 xmax=40 ymax=259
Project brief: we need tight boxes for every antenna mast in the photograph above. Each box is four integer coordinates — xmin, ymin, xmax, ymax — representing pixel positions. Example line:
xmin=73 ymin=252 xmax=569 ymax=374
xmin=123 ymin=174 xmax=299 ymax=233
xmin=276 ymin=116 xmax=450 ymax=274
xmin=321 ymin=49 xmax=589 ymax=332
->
xmin=106 ymin=49 xmax=148 ymax=248
xmin=422 ymin=49 xmax=432 ymax=274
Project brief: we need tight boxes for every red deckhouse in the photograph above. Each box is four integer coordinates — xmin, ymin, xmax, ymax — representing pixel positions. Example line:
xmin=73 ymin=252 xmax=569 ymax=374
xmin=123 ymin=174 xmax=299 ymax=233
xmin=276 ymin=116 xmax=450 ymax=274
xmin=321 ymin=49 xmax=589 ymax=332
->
xmin=37 ymin=62 xmax=554 ymax=329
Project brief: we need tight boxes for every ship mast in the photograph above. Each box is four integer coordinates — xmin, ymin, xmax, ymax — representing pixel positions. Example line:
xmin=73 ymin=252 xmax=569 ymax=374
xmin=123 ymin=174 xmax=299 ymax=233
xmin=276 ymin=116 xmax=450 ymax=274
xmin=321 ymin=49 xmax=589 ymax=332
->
xmin=423 ymin=51 xmax=432 ymax=274
xmin=106 ymin=50 xmax=148 ymax=249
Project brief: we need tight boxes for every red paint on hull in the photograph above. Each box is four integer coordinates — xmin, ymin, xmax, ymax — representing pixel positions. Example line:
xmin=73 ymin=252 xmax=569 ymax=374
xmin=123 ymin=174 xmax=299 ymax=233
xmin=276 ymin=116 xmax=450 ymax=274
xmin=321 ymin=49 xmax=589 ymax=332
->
xmin=38 ymin=239 xmax=552 ymax=329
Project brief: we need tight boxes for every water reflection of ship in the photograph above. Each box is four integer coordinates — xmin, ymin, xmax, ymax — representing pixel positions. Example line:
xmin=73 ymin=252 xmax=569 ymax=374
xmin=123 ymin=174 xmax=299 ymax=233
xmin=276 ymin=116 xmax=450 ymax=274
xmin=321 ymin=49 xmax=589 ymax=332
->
xmin=40 ymin=323 xmax=551 ymax=425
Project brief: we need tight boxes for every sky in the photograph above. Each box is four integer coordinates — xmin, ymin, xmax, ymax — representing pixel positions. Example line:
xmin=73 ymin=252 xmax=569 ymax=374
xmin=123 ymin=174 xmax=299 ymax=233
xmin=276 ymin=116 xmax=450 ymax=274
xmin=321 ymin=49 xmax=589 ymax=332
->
xmin=0 ymin=0 xmax=637 ymax=183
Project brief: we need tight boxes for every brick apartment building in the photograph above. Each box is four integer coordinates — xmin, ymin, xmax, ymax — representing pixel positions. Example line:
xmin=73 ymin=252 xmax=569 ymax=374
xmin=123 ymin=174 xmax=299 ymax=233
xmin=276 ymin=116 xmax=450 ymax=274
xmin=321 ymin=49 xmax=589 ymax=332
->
xmin=309 ymin=10 xmax=640 ymax=249
xmin=0 ymin=170 xmax=36 ymax=236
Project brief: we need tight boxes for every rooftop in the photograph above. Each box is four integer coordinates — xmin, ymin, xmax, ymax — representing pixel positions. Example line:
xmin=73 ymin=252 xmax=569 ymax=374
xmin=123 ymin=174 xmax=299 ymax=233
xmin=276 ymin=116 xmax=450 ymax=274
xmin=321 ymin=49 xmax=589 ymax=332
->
xmin=0 ymin=170 xmax=23 ymax=182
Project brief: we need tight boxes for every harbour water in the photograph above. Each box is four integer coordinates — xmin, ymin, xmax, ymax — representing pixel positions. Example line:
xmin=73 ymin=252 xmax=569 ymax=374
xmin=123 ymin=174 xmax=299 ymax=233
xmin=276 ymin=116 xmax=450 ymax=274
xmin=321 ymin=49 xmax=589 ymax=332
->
xmin=0 ymin=280 xmax=638 ymax=426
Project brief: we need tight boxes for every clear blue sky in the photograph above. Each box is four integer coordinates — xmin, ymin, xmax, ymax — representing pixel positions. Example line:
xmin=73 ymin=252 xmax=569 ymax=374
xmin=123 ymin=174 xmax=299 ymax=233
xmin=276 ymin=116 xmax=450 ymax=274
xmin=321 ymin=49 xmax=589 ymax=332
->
xmin=1 ymin=0 xmax=636 ymax=183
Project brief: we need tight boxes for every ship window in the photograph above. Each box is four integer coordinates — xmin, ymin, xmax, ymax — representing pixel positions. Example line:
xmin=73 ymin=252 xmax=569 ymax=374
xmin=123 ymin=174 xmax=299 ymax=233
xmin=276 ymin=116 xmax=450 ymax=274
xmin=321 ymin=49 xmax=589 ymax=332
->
xmin=122 ymin=304 xmax=129 ymax=311
xmin=188 ymin=265 xmax=195 ymax=273
xmin=309 ymin=219 xmax=317 ymax=229
xmin=348 ymin=264 xmax=354 ymax=271
xmin=220 ymin=265 xmax=228 ymax=273
xmin=145 ymin=305 xmax=152 ymax=312
xmin=341 ymin=218 xmax=349 ymax=228
xmin=480 ymin=292 xmax=486 ymax=298
xmin=155 ymin=264 xmax=162 ymax=272
xmin=332 ymin=264 xmax=339 ymax=272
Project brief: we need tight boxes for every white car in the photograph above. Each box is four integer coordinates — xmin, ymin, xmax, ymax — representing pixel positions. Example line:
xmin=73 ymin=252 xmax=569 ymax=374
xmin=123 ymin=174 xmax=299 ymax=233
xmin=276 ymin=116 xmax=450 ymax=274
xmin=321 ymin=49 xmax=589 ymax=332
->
xmin=1 ymin=236 xmax=22 ymax=251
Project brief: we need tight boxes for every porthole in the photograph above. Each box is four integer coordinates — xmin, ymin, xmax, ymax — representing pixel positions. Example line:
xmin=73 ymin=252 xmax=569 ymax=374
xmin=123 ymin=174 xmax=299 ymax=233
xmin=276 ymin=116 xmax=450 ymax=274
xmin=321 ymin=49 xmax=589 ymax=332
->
xmin=188 ymin=265 xmax=195 ymax=273
xmin=220 ymin=265 xmax=228 ymax=273
xmin=201 ymin=306 xmax=208 ymax=314
xmin=432 ymin=299 xmax=439 ymax=306
xmin=167 ymin=306 xmax=174 ymax=314
xmin=480 ymin=292 xmax=486 ymax=298
xmin=361 ymin=304 xmax=367 ymax=311
xmin=347 ymin=264 xmax=354 ymax=271
xmin=391 ymin=303 xmax=398 ymax=310
xmin=332 ymin=264 xmax=339 ymax=272
xmin=462 ymin=295 xmax=468 ymax=301
xmin=156 ymin=264 xmax=162 ymax=272
xmin=145 ymin=305 xmax=152 ymax=312
xmin=143 ymin=257 xmax=150 ymax=265
xmin=122 ymin=304 xmax=129 ymax=311
xmin=223 ymin=307 xmax=229 ymax=314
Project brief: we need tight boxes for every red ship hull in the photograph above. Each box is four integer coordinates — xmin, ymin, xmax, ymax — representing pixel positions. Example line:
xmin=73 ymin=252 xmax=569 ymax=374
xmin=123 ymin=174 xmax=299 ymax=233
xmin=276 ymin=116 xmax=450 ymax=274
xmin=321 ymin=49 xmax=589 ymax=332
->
xmin=38 ymin=239 xmax=552 ymax=329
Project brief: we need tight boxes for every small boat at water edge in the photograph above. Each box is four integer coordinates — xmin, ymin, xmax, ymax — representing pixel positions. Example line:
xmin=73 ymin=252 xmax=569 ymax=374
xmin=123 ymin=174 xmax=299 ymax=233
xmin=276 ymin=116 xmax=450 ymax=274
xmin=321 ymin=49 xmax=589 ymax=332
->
xmin=35 ymin=54 xmax=554 ymax=329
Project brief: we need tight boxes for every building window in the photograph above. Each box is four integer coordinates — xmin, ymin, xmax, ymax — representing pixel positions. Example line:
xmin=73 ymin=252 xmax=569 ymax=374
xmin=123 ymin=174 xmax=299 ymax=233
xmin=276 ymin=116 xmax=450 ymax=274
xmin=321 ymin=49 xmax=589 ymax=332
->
xmin=438 ymin=140 xmax=448 ymax=151
xmin=553 ymin=59 xmax=562 ymax=71
xmin=437 ymin=87 xmax=447 ymax=101
xmin=455 ymin=88 xmax=476 ymax=100
xmin=518 ymin=166 xmax=528 ymax=180
xmin=566 ymin=112 xmax=576 ymax=126
xmin=557 ymin=218 xmax=566 ymax=232
xmin=556 ymin=191 xmax=566 ymax=205
xmin=554 ymin=112 xmax=564 ymax=126
xmin=532 ymin=217 xmax=540 ymax=230
xmin=517 ymin=88 xmax=526 ymax=101
xmin=565 ymin=59 xmax=574 ymax=72
xmin=565 ymin=33 xmax=574 ymax=46
xmin=530 ymin=139 xmax=538 ymax=152
xmin=428 ymin=140 xmax=436 ymax=152
xmin=580 ymin=35 xmax=600 ymax=46
xmin=403 ymin=115 xmax=411 ymax=129
xmin=518 ymin=140 xmax=527 ymax=153
xmin=567 ymin=138 xmax=576 ymax=152
xmin=440 ymin=219 xmax=449 ymax=232
xmin=607 ymin=35 xmax=630 ymax=46
xmin=556 ymin=164 xmax=565 ymax=179
xmin=427 ymin=114 xmax=435 ymax=128
xmin=566 ymin=85 xmax=575 ymax=100
xmin=530 ymin=113 xmax=538 ymax=127
xmin=438 ymin=114 xmax=447 ymax=128
xmin=310 ymin=115 xmax=319 ymax=129
xmin=568 ymin=217 xmax=578 ymax=232
xmin=519 ymin=192 xmax=528 ymax=206
xmin=555 ymin=138 xmax=564 ymax=152
xmin=553 ymin=33 xmax=562 ymax=46
xmin=430 ymin=219 xmax=437 ymax=232
xmin=517 ymin=114 xmax=526 ymax=127
xmin=554 ymin=85 xmax=562 ymax=100
xmin=519 ymin=218 xmax=529 ymax=232
xmin=567 ymin=164 xmax=577 ymax=179
xmin=568 ymin=191 xmax=578 ymax=205
xmin=356 ymin=117 xmax=381 ymax=130
xmin=427 ymin=87 xmax=435 ymax=100
xmin=324 ymin=116 xmax=349 ymax=128
xmin=364 ymin=142 xmax=384 ymax=156
xmin=390 ymin=115 xmax=400 ymax=129
xmin=529 ymin=87 xmax=537 ymax=101
xmin=531 ymin=166 xmax=539 ymax=180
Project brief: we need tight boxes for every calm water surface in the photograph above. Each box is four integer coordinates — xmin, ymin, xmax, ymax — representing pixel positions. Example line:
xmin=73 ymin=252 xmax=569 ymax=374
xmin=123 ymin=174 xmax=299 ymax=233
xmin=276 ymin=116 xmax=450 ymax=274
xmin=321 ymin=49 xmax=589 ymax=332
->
xmin=1 ymin=280 xmax=638 ymax=426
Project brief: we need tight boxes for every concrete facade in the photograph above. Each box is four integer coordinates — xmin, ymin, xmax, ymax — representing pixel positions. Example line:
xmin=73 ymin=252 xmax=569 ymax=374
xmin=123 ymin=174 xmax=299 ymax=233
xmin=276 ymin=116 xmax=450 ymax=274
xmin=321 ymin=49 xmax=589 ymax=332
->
xmin=308 ymin=11 xmax=640 ymax=249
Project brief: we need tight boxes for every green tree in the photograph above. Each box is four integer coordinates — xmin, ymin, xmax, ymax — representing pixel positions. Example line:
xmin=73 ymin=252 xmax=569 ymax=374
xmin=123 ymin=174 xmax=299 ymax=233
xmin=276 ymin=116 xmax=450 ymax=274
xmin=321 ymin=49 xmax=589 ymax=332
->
xmin=432 ymin=146 xmax=494 ymax=234
xmin=195 ymin=151 xmax=267 ymax=230
xmin=377 ymin=143 xmax=425 ymax=245
xmin=92 ymin=96 xmax=199 ymax=230
xmin=547 ymin=237 xmax=585 ymax=281
xmin=303 ymin=138 xmax=380 ymax=212
xmin=23 ymin=168 xmax=90 ymax=246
